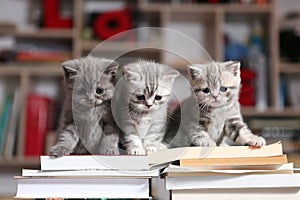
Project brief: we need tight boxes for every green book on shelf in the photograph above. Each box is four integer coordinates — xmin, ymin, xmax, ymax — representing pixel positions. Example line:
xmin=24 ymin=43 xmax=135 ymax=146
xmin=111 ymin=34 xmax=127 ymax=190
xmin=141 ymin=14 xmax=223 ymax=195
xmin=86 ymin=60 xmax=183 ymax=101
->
xmin=0 ymin=94 xmax=13 ymax=156
xmin=4 ymin=89 xmax=21 ymax=158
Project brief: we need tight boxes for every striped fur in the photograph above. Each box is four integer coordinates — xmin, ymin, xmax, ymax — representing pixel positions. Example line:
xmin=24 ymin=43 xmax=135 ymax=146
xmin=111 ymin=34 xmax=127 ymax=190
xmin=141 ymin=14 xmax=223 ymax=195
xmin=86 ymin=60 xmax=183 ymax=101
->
xmin=115 ymin=60 xmax=179 ymax=155
xmin=165 ymin=61 xmax=265 ymax=147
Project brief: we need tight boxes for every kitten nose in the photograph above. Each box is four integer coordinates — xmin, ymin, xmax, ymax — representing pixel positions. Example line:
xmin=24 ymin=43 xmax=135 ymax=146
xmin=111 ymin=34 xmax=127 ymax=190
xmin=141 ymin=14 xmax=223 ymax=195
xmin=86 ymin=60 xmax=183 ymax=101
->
xmin=211 ymin=94 xmax=218 ymax=100
xmin=146 ymin=100 xmax=153 ymax=108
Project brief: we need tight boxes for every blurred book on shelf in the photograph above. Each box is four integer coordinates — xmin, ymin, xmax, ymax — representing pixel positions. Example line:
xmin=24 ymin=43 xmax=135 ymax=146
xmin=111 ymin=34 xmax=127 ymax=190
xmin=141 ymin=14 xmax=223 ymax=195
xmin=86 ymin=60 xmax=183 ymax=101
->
xmin=0 ymin=88 xmax=22 ymax=158
xmin=239 ymin=68 xmax=256 ymax=106
xmin=3 ymin=88 xmax=21 ymax=158
xmin=262 ymin=128 xmax=300 ymax=154
xmin=15 ymin=42 xmax=71 ymax=62
xmin=24 ymin=93 xmax=55 ymax=157
xmin=0 ymin=94 xmax=13 ymax=157
xmin=0 ymin=36 xmax=16 ymax=62
xmin=249 ymin=119 xmax=300 ymax=153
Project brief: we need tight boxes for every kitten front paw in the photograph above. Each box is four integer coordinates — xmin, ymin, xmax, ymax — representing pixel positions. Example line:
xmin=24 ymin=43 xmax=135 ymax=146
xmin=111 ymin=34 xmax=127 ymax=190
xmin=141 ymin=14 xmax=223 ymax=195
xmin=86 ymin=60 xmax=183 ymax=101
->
xmin=145 ymin=146 xmax=158 ymax=154
xmin=157 ymin=143 xmax=168 ymax=150
xmin=144 ymin=143 xmax=167 ymax=154
xmin=49 ymin=146 xmax=71 ymax=157
xmin=192 ymin=137 xmax=216 ymax=147
xmin=127 ymin=147 xmax=146 ymax=155
xmin=245 ymin=135 xmax=266 ymax=147
xmin=99 ymin=147 xmax=119 ymax=155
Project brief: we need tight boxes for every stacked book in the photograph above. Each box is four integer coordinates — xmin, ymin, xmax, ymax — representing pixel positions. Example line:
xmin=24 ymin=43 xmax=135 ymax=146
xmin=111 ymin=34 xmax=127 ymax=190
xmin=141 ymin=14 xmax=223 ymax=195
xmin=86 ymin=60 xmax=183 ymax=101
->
xmin=15 ymin=142 xmax=300 ymax=199
xmin=159 ymin=142 xmax=300 ymax=200
xmin=16 ymin=155 xmax=160 ymax=199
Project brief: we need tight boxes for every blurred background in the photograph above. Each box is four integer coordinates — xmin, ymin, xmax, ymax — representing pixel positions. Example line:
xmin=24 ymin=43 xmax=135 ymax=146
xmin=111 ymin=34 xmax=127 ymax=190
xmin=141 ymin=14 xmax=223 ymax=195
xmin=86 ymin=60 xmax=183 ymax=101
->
xmin=0 ymin=0 xmax=299 ymax=198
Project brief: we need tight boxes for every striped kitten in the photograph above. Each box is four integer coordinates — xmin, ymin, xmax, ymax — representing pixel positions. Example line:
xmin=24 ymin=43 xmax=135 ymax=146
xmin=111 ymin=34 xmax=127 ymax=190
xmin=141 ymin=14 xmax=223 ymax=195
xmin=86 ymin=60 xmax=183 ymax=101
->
xmin=165 ymin=61 xmax=266 ymax=147
xmin=50 ymin=56 xmax=119 ymax=157
xmin=115 ymin=60 xmax=179 ymax=155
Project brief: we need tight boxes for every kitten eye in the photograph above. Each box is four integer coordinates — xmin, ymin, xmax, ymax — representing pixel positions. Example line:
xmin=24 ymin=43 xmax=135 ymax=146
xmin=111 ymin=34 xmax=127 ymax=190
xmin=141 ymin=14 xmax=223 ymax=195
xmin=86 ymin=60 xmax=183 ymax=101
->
xmin=194 ymin=88 xmax=202 ymax=93
xmin=136 ymin=95 xmax=145 ymax=101
xmin=202 ymin=88 xmax=210 ymax=93
xmin=154 ymin=95 xmax=162 ymax=101
xmin=96 ymin=88 xmax=104 ymax=95
xmin=220 ymin=86 xmax=228 ymax=92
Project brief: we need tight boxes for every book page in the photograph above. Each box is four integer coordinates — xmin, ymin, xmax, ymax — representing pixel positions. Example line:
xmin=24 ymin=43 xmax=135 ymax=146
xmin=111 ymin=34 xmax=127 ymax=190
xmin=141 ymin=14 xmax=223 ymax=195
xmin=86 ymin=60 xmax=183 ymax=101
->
xmin=163 ymin=163 xmax=294 ymax=176
xmin=149 ymin=142 xmax=283 ymax=166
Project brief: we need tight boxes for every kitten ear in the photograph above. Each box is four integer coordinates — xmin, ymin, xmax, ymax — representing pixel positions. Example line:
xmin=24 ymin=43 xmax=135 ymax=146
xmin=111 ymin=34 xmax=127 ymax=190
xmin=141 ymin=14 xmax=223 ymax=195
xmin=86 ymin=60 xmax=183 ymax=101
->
xmin=62 ymin=59 xmax=81 ymax=79
xmin=225 ymin=61 xmax=240 ymax=77
xmin=104 ymin=60 xmax=119 ymax=76
xmin=187 ymin=65 xmax=202 ymax=80
xmin=123 ymin=65 xmax=141 ymax=82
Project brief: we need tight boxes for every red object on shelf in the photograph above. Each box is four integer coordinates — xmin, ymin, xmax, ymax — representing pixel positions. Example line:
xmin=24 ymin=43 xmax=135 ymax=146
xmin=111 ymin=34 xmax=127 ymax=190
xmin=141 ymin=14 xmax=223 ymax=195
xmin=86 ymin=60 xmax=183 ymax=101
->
xmin=17 ymin=52 xmax=71 ymax=62
xmin=93 ymin=10 xmax=132 ymax=40
xmin=44 ymin=0 xmax=72 ymax=28
xmin=239 ymin=85 xmax=256 ymax=106
xmin=239 ymin=68 xmax=256 ymax=106
xmin=24 ymin=94 xmax=53 ymax=157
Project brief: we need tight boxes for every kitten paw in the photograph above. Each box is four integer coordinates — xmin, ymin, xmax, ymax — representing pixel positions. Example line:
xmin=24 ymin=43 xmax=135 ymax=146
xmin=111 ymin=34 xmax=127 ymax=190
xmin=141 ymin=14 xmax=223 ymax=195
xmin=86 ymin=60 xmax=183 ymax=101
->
xmin=127 ymin=148 xmax=146 ymax=155
xmin=99 ymin=147 xmax=119 ymax=155
xmin=157 ymin=143 xmax=168 ymax=150
xmin=192 ymin=137 xmax=216 ymax=147
xmin=145 ymin=143 xmax=167 ymax=154
xmin=145 ymin=146 xmax=158 ymax=154
xmin=245 ymin=135 xmax=266 ymax=147
xmin=49 ymin=146 xmax=71 ymax=157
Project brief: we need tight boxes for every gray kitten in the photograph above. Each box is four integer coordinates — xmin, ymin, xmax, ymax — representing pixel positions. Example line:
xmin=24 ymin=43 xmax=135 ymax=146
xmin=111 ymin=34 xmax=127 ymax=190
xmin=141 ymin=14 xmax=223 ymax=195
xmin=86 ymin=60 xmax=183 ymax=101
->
xmin=165 ymin=61 xmax=266 ymax=147
xmin=114 ymin=60 xmax=179 ymax=155
xmin=50 ymin=56 xmax=119 ymax=157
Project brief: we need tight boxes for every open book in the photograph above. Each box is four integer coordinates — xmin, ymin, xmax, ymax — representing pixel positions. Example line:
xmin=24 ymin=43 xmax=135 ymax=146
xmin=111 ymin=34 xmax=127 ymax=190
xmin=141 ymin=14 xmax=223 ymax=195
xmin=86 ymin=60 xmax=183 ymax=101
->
xmin=163 ymin=162 xmax=294 ymax=177
xmin=179 ymin=155 xmax=288 ymax=167
xmin=40 ymin=142 xmax=283 ymax=171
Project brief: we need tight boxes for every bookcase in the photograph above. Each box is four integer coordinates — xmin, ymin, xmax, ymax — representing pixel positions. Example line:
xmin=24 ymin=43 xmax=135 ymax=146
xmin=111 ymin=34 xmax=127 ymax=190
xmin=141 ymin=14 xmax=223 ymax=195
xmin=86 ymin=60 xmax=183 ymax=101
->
xmin=0 ymin=0 xmax=299 ymax=167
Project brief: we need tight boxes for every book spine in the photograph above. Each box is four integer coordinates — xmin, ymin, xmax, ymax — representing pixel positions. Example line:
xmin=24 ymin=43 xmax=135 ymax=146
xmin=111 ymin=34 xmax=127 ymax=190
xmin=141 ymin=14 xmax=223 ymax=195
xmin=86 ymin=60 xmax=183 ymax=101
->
xmin=24 ymin=94 xmax=51 ymax=157
xmin=0 ymin=95 xmax=13 ymax=156
xmin=3 ymin=89 xmax=21 ymax=158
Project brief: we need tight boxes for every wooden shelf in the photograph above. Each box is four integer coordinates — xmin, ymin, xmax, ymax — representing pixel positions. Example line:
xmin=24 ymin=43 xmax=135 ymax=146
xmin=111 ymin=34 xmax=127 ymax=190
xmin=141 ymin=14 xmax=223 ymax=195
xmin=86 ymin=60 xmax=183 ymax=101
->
xmin=0 ymin=28 xmax=74 ymax=39
xmin=280 ymin=62 xmax=300 ymax=74
xmin=0 ymin=157 xmax=39 ymax=167
xmin=0 ymin=66 xmax=22 ymax=76
xmin=223 ymin=3 xmax=273 ymax=13
xmin=139 ymin=3 xmax=273 ymax=13
xmin=0 ymin=64 xmax=62 ymax=76
xmin=242 ymin=107 xmax=300 ymax=117
xmin=81 ymin=40 xmax=162 ymax=53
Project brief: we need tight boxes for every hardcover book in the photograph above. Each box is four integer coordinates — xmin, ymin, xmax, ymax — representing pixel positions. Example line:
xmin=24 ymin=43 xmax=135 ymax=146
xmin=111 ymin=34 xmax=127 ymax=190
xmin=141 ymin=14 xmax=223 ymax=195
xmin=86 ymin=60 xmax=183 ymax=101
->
xmin=40 ymin=142 xmax=284 ymax=171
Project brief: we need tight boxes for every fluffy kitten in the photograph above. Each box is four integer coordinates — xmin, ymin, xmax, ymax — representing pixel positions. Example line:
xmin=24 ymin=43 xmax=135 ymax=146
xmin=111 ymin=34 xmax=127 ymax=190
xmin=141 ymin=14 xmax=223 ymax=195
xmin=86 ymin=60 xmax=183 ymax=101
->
xmin=50 ymin=56 xmax=119 ymax=157
xmin=165 ymin=61 xmax=266 ymax=147
xmin=114 ymin=60 xmax=179 ymax=155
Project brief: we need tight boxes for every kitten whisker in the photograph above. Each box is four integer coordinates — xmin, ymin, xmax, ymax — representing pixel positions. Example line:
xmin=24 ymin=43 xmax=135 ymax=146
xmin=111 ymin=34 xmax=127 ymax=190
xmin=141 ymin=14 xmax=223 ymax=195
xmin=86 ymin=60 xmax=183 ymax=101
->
xmin=166 ymin=109 xmax=177 ymax=121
